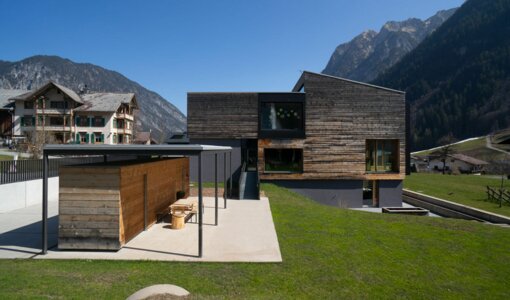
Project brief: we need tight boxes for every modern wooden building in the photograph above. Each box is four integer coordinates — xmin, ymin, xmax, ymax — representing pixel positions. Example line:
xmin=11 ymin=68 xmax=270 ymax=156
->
xmin=188 ymin=71 xmax=408 ymax=207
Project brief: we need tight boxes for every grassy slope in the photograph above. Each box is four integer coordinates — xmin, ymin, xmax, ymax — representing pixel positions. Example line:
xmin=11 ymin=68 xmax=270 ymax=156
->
xmin=405 ymin=173 xmax=510 ymax=217
xmin=1 ymin=184 xmax=510 ymax=299
xmin=0 ymin=155 xmax=13 ymax=160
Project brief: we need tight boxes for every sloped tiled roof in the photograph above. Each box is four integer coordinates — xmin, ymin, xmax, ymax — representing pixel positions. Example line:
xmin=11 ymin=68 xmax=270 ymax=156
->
xmin=449 ymin=153 xmax=488 ymax=165
xmin=75 ymin=93 xmax=136 ymax=112
xmin=9 ymin=81 xmax=83 ymax=104
xmin=0 ymin=88 xmax=28 ymax=109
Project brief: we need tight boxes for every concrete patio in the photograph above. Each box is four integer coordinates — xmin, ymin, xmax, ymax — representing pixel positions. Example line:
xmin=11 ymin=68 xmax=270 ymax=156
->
xmin=0 ymin=197 xmax=282 ymax=262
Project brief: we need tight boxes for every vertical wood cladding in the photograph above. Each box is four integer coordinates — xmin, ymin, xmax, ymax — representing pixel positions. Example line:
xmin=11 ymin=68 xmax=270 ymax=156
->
xmin=187 ymin=93 xmax=258 ymax=139
xmin=58 ymin=158 xmax=189 ymax=250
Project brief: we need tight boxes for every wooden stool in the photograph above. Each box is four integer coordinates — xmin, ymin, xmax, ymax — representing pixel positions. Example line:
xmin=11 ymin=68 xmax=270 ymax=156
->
xmin=171 ymin=211 xmax=186 ymax=229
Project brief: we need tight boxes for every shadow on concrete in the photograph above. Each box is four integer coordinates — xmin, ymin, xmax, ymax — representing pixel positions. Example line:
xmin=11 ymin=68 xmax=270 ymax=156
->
xmin=0 ymin=216 xmax=58 ymax=257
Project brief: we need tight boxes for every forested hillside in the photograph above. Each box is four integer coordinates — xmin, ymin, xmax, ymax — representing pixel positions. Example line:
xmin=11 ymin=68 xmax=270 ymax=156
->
xmin=374 ymin=0 xmax=510 ymax=150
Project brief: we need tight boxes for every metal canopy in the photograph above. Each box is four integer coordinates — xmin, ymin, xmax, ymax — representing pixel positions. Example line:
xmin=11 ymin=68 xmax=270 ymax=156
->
xmin=43 ymin=144 xmax=232 ymax=156
xmin=41 ymin=144 xmax=233 ymax=258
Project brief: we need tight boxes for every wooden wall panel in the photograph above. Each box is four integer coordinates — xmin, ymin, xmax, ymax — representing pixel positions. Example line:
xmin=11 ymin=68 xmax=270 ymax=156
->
xmin=58 ymin=158 xmax=190 ymax=250
xmin=187 ymin=93 xmax=258 ymax=139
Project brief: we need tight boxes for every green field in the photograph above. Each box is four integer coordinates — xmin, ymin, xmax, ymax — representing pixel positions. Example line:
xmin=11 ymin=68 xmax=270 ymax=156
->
xmin=1 ymin=184 xmax=510 ymax=299
xmin=0 ymin=155 xmax=14 ymax=160
xmin=405 ymin=173 xmax=510 ymax=217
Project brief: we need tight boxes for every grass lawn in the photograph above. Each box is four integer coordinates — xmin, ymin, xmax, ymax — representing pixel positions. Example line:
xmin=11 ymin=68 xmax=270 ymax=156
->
xmin=1 ymin=184 xmax=510 ymax=298
xmin=0 ymin=155 xmax=13 ymax=160
xmin=405 ymin=173 xmax=510 ymax=217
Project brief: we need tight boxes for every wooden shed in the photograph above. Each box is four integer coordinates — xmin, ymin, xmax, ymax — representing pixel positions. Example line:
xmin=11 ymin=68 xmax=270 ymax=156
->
xmin=58 ymin=158 xmax=189 ymax=250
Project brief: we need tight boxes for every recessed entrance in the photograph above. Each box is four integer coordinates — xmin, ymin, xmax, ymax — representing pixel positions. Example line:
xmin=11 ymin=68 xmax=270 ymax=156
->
xmin=362 ymin=180 xmax=379 ymax=207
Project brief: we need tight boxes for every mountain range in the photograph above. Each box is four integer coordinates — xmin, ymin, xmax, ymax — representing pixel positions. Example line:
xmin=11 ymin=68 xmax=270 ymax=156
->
xmin=322 ymin=8 xmax=457 ymax=82
xmin=373 ymin=0 xmax=510 ymax=150
xmin=0 ymin=55 xmax=186 ymax=141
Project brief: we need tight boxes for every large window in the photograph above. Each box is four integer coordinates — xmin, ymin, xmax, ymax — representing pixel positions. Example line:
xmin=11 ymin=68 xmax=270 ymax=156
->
xmin=259 ymin=93 xmax=305 ymax=138
xmin=264 ymin=149 xmax=303 ymax=173
xmin=366 ymin=140 xmax=399 ymax=173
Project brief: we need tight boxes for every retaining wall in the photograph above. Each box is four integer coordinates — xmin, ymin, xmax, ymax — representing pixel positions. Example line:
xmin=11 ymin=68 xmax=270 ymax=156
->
xmin=0 ymin=177 xmax=59 ymax=212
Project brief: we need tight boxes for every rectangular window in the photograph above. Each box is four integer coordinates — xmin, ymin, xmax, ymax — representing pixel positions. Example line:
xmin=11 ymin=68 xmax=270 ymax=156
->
xmin=24 ymin=101 xmax=34 ymax=109
xmin=260 ymin=102 xmax=304 ymax=131
xmin=49 ymin=117 xmax=64 ymax=126
xmin=259 ymin=93 xmax=305 ymax=139
xmin=366 ymin=140 xmax=399 ymax=173
xmin=80 ymin=132 xmax=88 ymax=143
xmin=94 ymin=132 xmax=103 ymax=143
xmin=23 ymin=115 xmax=34 ymax=126
xmin=93 ymin=116 xmax=104 ymax=127
xmin=50 ymin=101 xmax=67 ymax=109
xmin=76 ymin=116 xmax=88 ymax=127
xmin=264 ymin=148 xmax=303 ymax=173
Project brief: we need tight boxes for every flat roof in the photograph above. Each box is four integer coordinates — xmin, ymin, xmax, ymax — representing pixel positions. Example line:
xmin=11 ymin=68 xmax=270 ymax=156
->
xmin=43 ymin=144 xmax=232 ymax=156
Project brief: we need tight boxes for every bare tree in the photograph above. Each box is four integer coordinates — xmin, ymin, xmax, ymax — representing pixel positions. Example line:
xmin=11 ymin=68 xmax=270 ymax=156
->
xmin=25 ymin=130 xmax=56 ymax=159
xmin=436 ymin=134 xmax=457 ymax=175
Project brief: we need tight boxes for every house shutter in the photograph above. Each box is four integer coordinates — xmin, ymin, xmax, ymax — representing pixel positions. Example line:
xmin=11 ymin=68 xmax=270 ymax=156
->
xmin=91 ymin=133 xmax=95 ymax=144
xmin=102 ymin=118 xmax=105 ymax=127
xmin=101 ymin=134 xmax=104 ymax=143
xmin=76 ymin=134 xmax=80 ymax=144
xmin=21 ymin=117 xmax=25 ymax=126
xmin=85 ymin=133 xmax=89 ymax=143
xmin=32 ymin=117 xmax=35 ymax=126
xmin=75 ymin=116 xmax=80 ymax=126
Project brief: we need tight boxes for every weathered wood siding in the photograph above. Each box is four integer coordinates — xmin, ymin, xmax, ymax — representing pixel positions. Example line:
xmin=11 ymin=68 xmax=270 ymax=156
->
xmin=187 ymin=72 xmax=406 ymax=181
xmin=187 ymin=93 xmax=258 ymax=139
xmin=58 ymin=158 xmax=189 ymax=250
xmin=259 ymin=72 xmax=405 ymax=180
xmin=258 ymin=72 xmax=405 ymax=180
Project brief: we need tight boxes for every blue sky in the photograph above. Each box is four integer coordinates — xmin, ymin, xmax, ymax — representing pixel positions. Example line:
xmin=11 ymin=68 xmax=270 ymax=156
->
xmin=0 ymin=0 xmax=463 ymax=114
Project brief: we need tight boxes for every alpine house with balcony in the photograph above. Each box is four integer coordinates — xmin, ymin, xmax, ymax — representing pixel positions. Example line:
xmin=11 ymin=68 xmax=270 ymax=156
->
xmin=10 ymin=81 xmax=137 ymax=144
xmin=187 ymin=71 xmax=409 ymax=208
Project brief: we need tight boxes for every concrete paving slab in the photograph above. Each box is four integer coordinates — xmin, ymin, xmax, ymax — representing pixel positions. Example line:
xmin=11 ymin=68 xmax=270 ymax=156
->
xmin=34 ymin=196 xmax=282 ymax=262
xmin=0 ymin=201 xmax=59 ymax=258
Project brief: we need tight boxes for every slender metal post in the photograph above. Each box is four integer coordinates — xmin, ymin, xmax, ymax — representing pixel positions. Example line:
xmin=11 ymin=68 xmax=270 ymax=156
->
xmin=223 ymin=152 xmax=227 ymax=208
xmin=214 ymin=154 xmax=218 ymax=226
xmin=198 ymin=153 xmax=203 ymax=257
xmin=143 ymin=174 xmax=148 ymax=231
xmin=229 ymin=151 xmax=232 ymax=199
xmin=42 ymin=153 xmax=49 ymax=254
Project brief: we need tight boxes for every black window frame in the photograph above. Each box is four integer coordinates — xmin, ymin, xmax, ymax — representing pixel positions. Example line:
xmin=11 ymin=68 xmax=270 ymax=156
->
xmin=365 ymin=139 xmax=400 ymax=173
xmin=258 ymin=93 xmax=306 ymax=139
xmin=263 ymin=148 xmax=304 ymax=174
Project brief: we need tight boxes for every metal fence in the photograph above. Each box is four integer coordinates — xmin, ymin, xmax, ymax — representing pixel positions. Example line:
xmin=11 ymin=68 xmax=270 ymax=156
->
xmin=0 ymin=156 xmax=105 ymax=185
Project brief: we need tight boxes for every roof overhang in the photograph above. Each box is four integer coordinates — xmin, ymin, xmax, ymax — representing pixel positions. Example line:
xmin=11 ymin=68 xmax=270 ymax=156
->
xmin=43 ymin=144 xmax=232 ymax=156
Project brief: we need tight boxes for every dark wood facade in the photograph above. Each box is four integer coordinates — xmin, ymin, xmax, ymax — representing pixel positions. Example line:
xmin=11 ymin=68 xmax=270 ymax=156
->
xmin=187 ymin=92 xmax=258 ymax=139
xmin=187 ymin=71 xmax=406 ymax=182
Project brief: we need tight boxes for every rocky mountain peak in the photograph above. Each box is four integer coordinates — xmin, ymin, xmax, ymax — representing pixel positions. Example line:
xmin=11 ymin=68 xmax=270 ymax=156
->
xmin=322 ymin=8 xmax=457 ymax=82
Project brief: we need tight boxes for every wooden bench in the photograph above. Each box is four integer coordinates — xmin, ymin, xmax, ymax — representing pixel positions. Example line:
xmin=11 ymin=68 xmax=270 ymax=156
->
xmin=170 ymin=199 xmax=198 ymax=223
